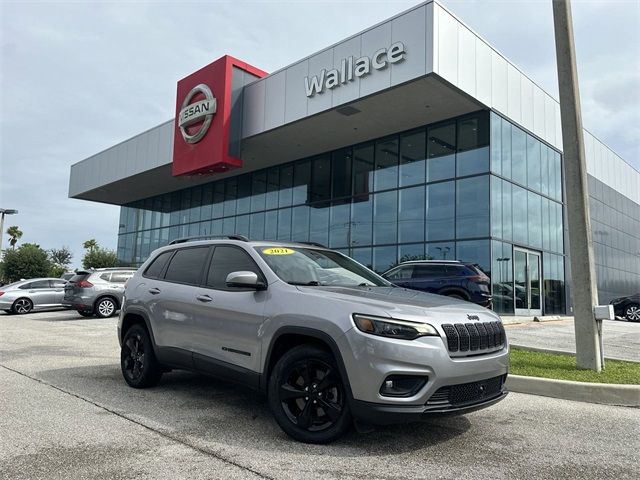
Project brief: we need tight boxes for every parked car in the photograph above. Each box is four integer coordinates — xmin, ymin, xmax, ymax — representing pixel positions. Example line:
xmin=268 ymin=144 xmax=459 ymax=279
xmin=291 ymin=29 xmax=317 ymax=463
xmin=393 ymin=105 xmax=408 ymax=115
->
xmin=610 ymin=293 xmax=640 ymax=322
xmin=382 ymin=260 xmax=492 ymax=307
xmin=63 ymin=268 xmax=135 ymax=318
xmin=60 ymin=272 xmax=75 ymax=281
xmin=118 ymin=238 xmax=508 ymax=444
xmin=0 ymin=278 xmax=69 ymax=314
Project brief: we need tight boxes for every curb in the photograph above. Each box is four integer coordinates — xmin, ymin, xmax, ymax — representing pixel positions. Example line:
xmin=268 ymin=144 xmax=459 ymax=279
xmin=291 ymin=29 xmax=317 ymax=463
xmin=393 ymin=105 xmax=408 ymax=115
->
xmin=506 ymin=374 xmax=640 ymax=407
xmin=510 ymin=343 xmax=637 ymax=364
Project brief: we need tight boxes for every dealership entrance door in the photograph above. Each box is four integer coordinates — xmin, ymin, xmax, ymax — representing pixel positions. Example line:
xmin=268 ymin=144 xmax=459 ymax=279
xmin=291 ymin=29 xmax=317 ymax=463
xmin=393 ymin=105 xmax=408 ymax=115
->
xmin=514 ymin=248 xmax=542 ymax=317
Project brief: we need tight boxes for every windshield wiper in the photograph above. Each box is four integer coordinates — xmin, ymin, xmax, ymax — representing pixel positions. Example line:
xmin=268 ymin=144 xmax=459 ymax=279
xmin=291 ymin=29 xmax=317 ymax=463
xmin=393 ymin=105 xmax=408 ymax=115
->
xmin=289 ymin=281 xmax=321 ymax=286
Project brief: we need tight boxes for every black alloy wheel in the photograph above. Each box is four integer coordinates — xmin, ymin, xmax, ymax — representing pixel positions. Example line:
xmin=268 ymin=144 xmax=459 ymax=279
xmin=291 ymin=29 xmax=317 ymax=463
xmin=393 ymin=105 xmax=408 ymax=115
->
xmin=625 ymin=303 xmax=640 ymax=322
xmin=120 ymin=324 xmax=162 ymax=388
xmin=268 ymin=345 xmax=351 ymax=444
xmin=12 ymin=298 xmax=33 ymax=314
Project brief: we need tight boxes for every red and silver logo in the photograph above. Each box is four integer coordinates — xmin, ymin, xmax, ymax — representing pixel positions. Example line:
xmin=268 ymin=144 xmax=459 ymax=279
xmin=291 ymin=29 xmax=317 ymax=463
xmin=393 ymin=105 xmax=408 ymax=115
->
xmin=178 ymin=84 xmax=217 ymax=144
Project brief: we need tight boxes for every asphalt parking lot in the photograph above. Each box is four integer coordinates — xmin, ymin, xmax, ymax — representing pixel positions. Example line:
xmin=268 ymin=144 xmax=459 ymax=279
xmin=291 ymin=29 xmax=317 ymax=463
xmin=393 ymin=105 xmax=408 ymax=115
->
xmin=1 ymin=310 xmax=638 ymax=480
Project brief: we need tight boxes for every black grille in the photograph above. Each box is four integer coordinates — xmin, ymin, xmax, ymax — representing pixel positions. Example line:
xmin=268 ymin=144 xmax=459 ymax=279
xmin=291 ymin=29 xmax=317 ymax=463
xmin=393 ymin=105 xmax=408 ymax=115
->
xmin=427 ymin=375 xmax=505 ymax=407
xmin=442 ymin=321 xmax=506 ymax=354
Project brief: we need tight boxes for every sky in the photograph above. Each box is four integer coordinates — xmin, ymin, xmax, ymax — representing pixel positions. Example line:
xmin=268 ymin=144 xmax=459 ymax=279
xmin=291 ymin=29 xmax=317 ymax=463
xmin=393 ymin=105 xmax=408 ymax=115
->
xmin=1 ymin=0 xmax=638 ymax=268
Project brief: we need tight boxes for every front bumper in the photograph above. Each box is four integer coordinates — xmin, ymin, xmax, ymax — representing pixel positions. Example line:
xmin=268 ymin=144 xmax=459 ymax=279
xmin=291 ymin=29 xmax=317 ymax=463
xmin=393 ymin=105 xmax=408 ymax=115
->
xmin=337 ymin=326 xmax=509 ymax=422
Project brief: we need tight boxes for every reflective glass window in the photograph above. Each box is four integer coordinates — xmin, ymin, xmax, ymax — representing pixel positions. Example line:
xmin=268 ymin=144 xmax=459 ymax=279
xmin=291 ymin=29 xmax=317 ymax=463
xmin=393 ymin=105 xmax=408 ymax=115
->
xmin=293 ymin=160 xmax=311 ymax=205
xmin=456 ymin=239 xmax=490 ymax=274
xmin=526 ymin=135 xmax=541 ymax=193
xmin=398 ymin=243 xmax=425 ymax=263
xmin=331 ymin=148 xmax=353 ymax=199
xmin=512 ymin=185 xmax=528 ymax=245
xmin=540 ymin=146 xmax=550 ymax=197
xmin=427 ymin=122 xmax=456 ymax=182
xmin=311 ymin=155 xmax=331 ymax=203
xmin=353 ymin=143 xmax=374 ymax=198
xmin=235 ymin=214 xmax=250 ymax=238
xmin=224 ymin=178 xmax=237 ymax=217
xmin=373 ymin=245 xmax=397 ymax=274
xmin=213 ymin=182 xmax=224 ymax=218
xmin=511 ymin=126 xmax=527 ymax=185
xmin=426 ymin=241 xmax=455 ymax=261
xmin=398 ymin=186 xmax=425 ymax=244
xmin=374 ymin=136 xmax=399 ymax=191
xmin=491 ymin=176 xmax=502 ymax=239
xmin=222 ymin=216 xmax=236 ymax=235
xmin=426 ymin=181 xmax=455 ymax=242
xmin=399 ymin=129 xmax=426 ymax=187
xmin=501 ymin=119 xmax=512 ymax=180
xmin=277 ymin=208 xmax=292 ymax=241
xmin=201 ymin=185 xmax=214 ymax=221
xmin=309 ymin=204 xmax=330 ymax=246
xmin=292 ymin=206 xmax=310 ymax=242
xmin=350 ymin=195 xmax=373 ymax=248
xmin=279 ymin=165 xmax=294 ymax=208
xmin=190 ymin=186 xmax=202 ymax=223
xmin=456 ymin=176 xmax=489 ymax=239
xmin=528 ymin=191 xmax=542 ymax=249
xmin=351 ymin=247 xmax=372 ymax=269
xmin=373 ymin=190 xmax=397 ymax=245
xmin=236 ymin=175 xmax=252 ymax=215
xmin=329 ymin=201 xmax=350 ymax=248
xmin=265 ymin=167 xmax=280 ymax=210
xmin=490 ymin=112 xmax=502 ymax=175
xmin=264 ymin=210 xmax=278 ymax=240
xmin=501 ymin=179 xmax=513 ymax=242
xmin=250 ymin=212 xmax=265 ymax=240
xmin=456 ymin=113 xmax=489 ymax=177
xmin=251 ymin=171 xmax=267 ymax=212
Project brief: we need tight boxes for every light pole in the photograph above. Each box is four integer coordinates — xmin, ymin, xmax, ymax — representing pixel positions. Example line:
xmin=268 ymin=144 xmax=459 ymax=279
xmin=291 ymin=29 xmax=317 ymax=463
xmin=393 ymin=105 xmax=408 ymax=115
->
xmin=0 ymin=209 xmax=19 ymax=259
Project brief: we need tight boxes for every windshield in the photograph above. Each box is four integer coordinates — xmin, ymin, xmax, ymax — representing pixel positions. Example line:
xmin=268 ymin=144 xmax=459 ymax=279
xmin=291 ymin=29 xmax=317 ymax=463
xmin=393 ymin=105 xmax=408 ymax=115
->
xmin=255 ymin=246 xmax=389 ymax=287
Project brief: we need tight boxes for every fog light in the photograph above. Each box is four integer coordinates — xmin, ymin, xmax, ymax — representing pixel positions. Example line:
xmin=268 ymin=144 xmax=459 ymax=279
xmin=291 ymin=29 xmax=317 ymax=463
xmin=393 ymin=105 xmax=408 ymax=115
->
xmin=379 ymin=375 xmax=428 ymax=397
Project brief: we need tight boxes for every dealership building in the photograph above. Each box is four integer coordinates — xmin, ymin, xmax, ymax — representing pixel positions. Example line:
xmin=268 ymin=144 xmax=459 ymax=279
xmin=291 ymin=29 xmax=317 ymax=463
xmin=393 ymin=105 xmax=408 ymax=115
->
xmin=68 ymin=1 xmax=640 ymax=316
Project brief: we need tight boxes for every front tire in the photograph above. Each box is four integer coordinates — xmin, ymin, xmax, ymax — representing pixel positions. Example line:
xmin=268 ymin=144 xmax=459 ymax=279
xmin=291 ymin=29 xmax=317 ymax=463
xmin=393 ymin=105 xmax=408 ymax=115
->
xmin=624 ymin=303 xmax=640 ymax=322
xmin=120 ymin=324 xmax=163 ymax=388
xmin=12 ymin=298 xmax=33 ymax=314
xmin=268 ymin=345 xmax=351 ymax=444
xmin=95 ymin=297 xmax=117 ymax=318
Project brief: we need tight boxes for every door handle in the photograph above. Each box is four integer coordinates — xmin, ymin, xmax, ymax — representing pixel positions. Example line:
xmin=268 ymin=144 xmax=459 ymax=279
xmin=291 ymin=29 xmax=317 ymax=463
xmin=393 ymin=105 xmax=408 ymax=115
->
xmin=196 ymin=294 xmax=213 ymax=303
xmin=148 ymin=288 xmax=161 ymax=295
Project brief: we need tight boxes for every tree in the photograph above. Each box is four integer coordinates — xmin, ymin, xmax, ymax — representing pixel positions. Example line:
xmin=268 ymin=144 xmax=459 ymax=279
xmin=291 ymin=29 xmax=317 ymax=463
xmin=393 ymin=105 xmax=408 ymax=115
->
xmin=7 ymin=226 xmax=23 ymax=249
xmin=82 ymin=248 xmax=119 ymax=269
xmin=2 ymin=243 xmax=53 ymax=282
xmin=83 ymin=239 xmax=99 ymax=252
xmin=49 ymin=247 xmax=73 ymax=278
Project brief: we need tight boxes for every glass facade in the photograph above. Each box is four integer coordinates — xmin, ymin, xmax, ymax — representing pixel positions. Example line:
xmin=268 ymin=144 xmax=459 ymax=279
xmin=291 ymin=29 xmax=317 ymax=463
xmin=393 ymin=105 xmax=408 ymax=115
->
xmin=589 ymin=175 xmax=640 ymax=304
xmin=117 ymin=109 xmax=570 ymax=315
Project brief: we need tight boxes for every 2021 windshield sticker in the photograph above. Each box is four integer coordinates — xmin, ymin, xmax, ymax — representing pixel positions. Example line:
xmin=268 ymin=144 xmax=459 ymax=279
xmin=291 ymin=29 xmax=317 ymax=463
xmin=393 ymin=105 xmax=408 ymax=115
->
xmin=263 ymin=248 xmax=295 ymax=255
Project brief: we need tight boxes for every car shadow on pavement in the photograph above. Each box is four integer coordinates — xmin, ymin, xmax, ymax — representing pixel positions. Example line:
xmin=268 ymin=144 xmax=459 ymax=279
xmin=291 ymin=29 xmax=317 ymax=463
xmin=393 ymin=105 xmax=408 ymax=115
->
xmin=34 ymin=363 xmax=472 ymax=456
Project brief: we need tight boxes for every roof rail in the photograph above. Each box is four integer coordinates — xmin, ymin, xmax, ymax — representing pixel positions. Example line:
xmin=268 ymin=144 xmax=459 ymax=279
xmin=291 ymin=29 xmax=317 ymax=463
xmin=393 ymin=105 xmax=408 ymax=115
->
xmin=169 ymin=234 xmax=249 ymax=245
xmin=294 ymin=241 xmax=327 ymax=248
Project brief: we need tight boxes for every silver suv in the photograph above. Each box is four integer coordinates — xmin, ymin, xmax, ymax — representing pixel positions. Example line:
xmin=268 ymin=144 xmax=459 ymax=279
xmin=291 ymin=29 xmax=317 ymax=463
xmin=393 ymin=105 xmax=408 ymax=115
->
xmin=118 ymin=237 xmax=508 ymax=443
xmin=63 ymin=268 xmax=136 ymax=318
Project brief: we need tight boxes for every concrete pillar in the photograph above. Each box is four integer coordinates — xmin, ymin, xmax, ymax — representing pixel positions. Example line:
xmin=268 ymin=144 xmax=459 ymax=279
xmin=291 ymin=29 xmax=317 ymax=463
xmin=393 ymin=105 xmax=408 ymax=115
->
xmin=552 ymin=0 xmax=602 ymax=371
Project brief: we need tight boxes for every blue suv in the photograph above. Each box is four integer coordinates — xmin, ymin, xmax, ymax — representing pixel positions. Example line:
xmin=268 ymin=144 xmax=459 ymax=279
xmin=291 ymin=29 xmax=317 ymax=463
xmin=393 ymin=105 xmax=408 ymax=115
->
xmin=382 ymin=260 xmax=492 ymax=307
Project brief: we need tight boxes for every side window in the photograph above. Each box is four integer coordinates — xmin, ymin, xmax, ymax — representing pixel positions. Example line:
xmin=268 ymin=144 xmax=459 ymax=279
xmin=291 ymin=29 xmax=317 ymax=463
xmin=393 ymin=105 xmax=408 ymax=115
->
xmin=28 ymin=280 xmax=50 ymax=289
xmin=144 ymin=251 xmax=174 ymax=279
xmin=413 ymin=264 xmax=448 ymax=278
xmin=447 ymin=265 xmax=473 ymax=277
xmin=19 ymin=282 xmax=33 ymax=290
xmin=100 ymin=273 xmax=112 ymax=282
xmin=387 ymin=266 xmax=413 ymax=280
xmin=164 ymin=247 xmax=210 ymax=285
xmin=206 ymin=246 xmax=262 ymax=290
xmin=111 ymin=272 xmax=134 ymax=283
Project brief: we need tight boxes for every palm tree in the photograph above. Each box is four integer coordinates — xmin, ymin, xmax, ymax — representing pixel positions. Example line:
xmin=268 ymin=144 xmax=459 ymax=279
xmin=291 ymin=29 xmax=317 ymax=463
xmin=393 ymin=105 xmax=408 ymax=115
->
xmin=83 ymin=239 xmax=99 ymax=252
xmin=7 ymin=226 xmax=22 ymax=249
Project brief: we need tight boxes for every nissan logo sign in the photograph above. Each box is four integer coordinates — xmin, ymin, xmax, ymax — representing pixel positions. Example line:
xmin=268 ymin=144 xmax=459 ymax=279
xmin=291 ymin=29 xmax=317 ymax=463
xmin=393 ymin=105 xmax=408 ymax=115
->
xmin=178 ymin=84 xmax=217 ymax=144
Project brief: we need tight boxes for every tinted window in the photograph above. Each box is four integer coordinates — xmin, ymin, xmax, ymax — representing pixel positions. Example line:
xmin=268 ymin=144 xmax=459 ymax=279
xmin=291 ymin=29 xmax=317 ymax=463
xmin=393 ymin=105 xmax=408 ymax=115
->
xmin=111 ymin=272 xmax=134 ymax=283
xmin=164 ymin=247 xmax=209 ymax=285
xmin=69 ymin=273 xmax=89 ymax=284
xmin=447 ymin=265 xmax=474 ymax=277
xmin=29 ymin=280 xmax=51 ymax=289
xmin=207 ymin=246 xmax=262 ymax=290
xmin=386 ymin=266 xmax=413 ymax=280
xmin=100 ymin=273 xmax=112 ymax=281
xmin=413 ymin=264 xmax=448 ymax=277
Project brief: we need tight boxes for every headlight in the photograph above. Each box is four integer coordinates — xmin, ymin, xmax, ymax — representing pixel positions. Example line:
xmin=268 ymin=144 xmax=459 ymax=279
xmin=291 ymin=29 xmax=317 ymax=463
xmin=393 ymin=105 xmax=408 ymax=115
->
xmin=352 ymin=314 xmax=439 ymax=340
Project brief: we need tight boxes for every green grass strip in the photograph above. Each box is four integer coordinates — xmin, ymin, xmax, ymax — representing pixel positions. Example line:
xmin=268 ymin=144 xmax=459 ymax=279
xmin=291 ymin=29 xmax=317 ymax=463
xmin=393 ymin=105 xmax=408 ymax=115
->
xmin=509 ymin=347 xmax=640 ymax=385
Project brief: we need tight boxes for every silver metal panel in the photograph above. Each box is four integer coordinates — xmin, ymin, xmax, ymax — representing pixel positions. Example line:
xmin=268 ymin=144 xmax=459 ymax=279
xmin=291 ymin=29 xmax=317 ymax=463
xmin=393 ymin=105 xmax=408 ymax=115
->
xmin=331 ymin=36 xmax=361 ymax=106
xmin=425 ymin=1 xmax=435 ymax=73
xmin=491 ymin=52 xmax=508 ymax=114
xmin=532 ymin=85 xmax=546 ymax=139
xmin=475 ymin=38 xmax=492 ymax=106
xmin=284 ymin=60 xmax=309 ymax=123
xmin=544 ymin=94 xmax=556 ymax=146
xmin=359 ymin=22 xmax=392 ymax=97
xmin=307 ymin=48 xmax=334 ymax=116
xmin=520 ymin=77 xmax=534 ymax=132
xmin=264 ymin=70 xmax=286 ymax=130
xmin=457 ymin=24 xmax=476 ymax=96
xmin=391 ymin=5 xmax=427 ymax=86
xmin=554 ymin=102 xmax=562 ymax=151
xmin=241 ymin=81 xmax=265 ymax=138
xmin=436 ymin=6 xmax=458 ymax=85
xmin=507 ymin=64 xmax=521 ymax=123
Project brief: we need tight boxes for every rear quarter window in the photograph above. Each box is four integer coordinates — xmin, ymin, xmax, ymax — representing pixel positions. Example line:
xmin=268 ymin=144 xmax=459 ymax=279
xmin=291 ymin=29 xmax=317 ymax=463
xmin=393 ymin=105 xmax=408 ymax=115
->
xmin=144 ymin=251 xmax=174 ymax=279
xmin=110 ymin=272 xmax=134 ymax=283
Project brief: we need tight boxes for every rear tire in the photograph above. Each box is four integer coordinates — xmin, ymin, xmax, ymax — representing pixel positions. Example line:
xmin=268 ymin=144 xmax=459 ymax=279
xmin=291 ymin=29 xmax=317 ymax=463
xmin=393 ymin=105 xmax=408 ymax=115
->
xmin=120 ymin=324 xmax=163 ymax=388
xmin=624 ymin=303 xmax=640 ymax=322
xmin=268 ymin=345 xmax=351 ymax=444
xmin=12 ymin=298 xmax=33 ymax=314
xmin=95 ymin=297 xmax=117 ymax=318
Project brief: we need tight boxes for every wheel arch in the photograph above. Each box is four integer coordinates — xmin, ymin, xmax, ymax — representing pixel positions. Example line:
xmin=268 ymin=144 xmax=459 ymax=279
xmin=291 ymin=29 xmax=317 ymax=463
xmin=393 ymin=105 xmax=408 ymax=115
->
xmin=94 ymin=294 xmax=120 ymax=311
xmin=261 ymin=326 xmax=353 ymax=401
xmin=438 ymin=287 xmax=470 ymax=300
xmin=12 ymin=296 xmax=34 ymax=313
xmin=120 ymin=309 xmax=159 ymax=355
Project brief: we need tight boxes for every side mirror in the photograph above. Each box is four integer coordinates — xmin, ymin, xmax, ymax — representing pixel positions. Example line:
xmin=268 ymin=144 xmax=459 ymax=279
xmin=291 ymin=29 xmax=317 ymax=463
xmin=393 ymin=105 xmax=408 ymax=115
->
xmin=226 ymin=271 xmax=266 ymax=290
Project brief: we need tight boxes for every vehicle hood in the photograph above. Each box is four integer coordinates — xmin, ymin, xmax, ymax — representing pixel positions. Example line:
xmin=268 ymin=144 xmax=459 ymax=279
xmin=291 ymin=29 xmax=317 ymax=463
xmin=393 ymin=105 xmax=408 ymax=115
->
xmin=295 ymin=285 xmax=500 ymax=324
